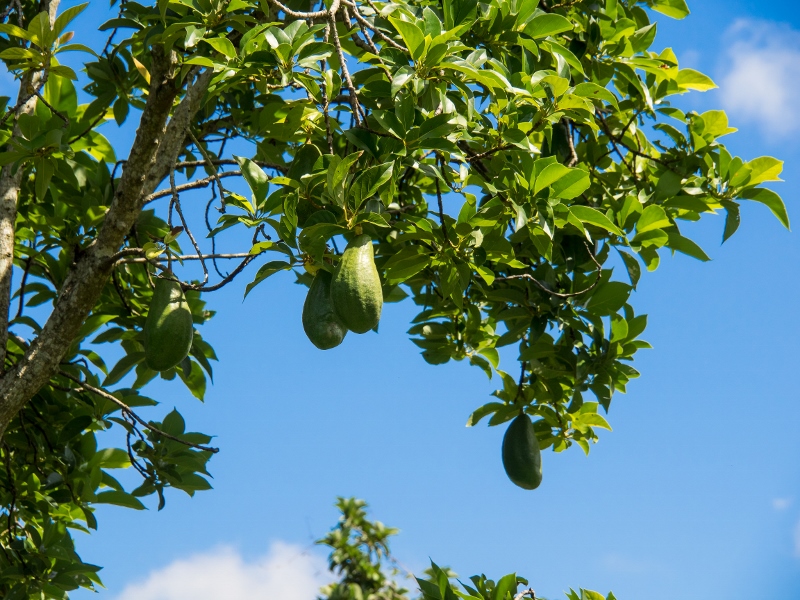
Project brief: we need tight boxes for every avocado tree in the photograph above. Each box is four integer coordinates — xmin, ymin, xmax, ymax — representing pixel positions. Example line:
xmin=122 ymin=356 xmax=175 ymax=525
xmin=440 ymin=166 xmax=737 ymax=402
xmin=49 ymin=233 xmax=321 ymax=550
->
xmin=318 ymin=497 xmax=611 ymax=600
xmin=0 ymin=0 xmax=787 ymax=596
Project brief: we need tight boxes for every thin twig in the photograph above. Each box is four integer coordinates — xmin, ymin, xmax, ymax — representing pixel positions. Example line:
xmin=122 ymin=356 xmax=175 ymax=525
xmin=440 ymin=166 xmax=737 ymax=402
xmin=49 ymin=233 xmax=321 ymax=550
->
xmin=203 ymin=185 xmax=228 ymax=279
xmin=464 ymin=144 xmax=513 ymax=162
xmin=434 ymin=156 xmax=450 ymax=245
xmin=268 ymin=0 xmax=340 ymax=19
xmin=188 ymin=131 xmax=227 ymax=211
xmin=329 ymin=12 xmax=363 ymax=125
xmin=175 ymin=158 xmax=286 ymax=173
xmin=33 ymin=90 xmax=69 ymax=126
xmin=59 ymin=372 xmax=219 ymax=454
xmin=321 ymin=21 xmax=335 ymax=154
xmin=342 ymin=0 xmax=408 ymax=52
xmin=114 ymin=250 xmax=252 ymax=264
xmin=171 ymin=168 xmax=209 ymax=285
xmin=513 ymin=361 xmax=526 ymax=405
xmin=144 ymin=171 xmax=241 ymax=204
xmin=183 ymin=254 xmax=256 ymax=292
xmin=495 ymin=242 xmax=603 ymax=299
xmin=111 ymin=268 xmax=137 ymax=316
xmin=67 ymin=110 xmax=107 ymax=144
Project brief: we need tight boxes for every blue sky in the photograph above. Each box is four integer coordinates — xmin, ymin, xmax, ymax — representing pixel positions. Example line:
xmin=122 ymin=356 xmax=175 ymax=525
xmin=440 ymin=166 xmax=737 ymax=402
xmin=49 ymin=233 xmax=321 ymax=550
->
xmin=8 ymin=0 xmax=799 ymax=598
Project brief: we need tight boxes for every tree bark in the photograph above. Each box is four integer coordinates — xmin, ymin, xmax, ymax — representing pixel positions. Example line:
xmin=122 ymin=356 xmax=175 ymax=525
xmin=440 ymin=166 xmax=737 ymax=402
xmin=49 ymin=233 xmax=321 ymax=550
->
xmin=143 ymin=68 xmax=214 ymax=197
xmin=0 ymin=46 xmax=182 ymax=439
xmin=0 ymin=0 xmax=61 ymax=372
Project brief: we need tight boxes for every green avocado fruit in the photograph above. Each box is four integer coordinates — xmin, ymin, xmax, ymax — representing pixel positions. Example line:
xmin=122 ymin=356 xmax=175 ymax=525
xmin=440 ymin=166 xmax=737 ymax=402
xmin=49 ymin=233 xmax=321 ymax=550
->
xmin=302 ymin=270 xmax=348 ymax=350
xmin=501 ymin=413 xmax=543 ymax=490
xmin=331 ymin=234 xmax=382 ymax=334
xmin=144 ymin=277 xmax=194 ymax=371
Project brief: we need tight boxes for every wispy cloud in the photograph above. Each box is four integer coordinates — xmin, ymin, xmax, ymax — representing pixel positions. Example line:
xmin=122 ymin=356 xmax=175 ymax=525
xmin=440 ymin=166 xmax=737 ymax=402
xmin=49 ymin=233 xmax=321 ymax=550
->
xmin=718 ymin=19 xmax=800 ymax=138
xmin=600 ymin=553 xmax=666 ymax=575
xmin=773 ymin=498 xmax=793 ymax=511
xmin=113 ymin=541 xmax=329 ymax=600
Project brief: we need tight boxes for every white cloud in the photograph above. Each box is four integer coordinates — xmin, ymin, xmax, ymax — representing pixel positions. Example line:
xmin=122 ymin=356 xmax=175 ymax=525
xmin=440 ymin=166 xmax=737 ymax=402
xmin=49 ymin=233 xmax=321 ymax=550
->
xmin=718 ymin=19 xmax=800 ymax=137
xmin=113 ymin=541 xmax=330 ymax=600
xmin=773 ymin=497 xmax=792 ymax=511
xmin=599 ymin=553 xmax=665 ymax=575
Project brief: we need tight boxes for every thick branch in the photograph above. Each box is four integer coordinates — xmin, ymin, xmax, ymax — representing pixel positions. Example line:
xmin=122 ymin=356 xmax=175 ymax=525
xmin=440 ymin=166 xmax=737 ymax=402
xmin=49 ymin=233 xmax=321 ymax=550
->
xmin=141 ymin=68 xmax=214 ymax=198
xmin=0 ymin=46 xmax=181 ymax=440
xmin=0 ymin=0 xmax=60 ymax=372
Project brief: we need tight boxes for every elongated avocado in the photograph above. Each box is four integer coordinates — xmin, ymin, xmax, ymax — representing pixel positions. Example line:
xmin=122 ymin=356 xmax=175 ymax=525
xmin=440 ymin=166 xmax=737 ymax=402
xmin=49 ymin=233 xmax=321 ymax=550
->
xmin=502 ymin=413 xmax=542 ymax=490
xmin=144 ymin=277 xmax=194 ymax=371
xmin=302 ymin=270 xmax=347 ymax=349
xmin=331 ymin=234 xmax=382 ymax=334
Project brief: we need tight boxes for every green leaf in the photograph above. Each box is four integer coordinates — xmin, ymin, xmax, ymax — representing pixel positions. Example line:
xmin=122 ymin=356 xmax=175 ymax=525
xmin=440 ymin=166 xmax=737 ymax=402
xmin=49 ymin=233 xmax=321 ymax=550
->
xmin=722 ymin=202 xmax=740 ymax=243
xmin=184 ymin=56 xmax=215 ymax=67
xmin=650 ymin=0 xmax=690 ymax=19
xmin=327 ymin=151 xmax=362 ymax=202
xmin=160 ymin=409 xmax=186 ymax=436
xmin=544 ymin=40 xmax=585 ymax=76
xmin=524 ymin=14 xmax=573 ymax=38
xmin=569 ymin=206 xmax=623 ymax=236
xmin=89 ymin=448 xmax=130 ymax=469
xmin=551 ymin=169 xmax=590 ymax=199
xmin=53 ymin=3 xmax=88 ymax=37
xmin=384 ymin=246 xmax=431 ymax=283
xmin=743 ymin=156 xmax=783 ymax=185
xmin=465 ymin=402 xmax=505 ymax=427
xmin=667 ymin=232 xmax=711 ymax=261
xmin=739 ymin=187 xmax=790 ymax=229
xmin=391 ymin=66 xmax=415 ymax=97
xmin=617 ymin=249 xmax=641 ymax=288
xmin=534 ymin=163 xmax=566 ymax=194
xmin=442 ymin=0 xmax=478 ymax=29
xmin=586 ymin=282 xmax=631 ymax=316
xmin=104 ymin=352 xmax=145 ymax=387
xmin=388 ymin=17 xmax=425 ymax=60
xmin=0 ymin=24 xmax=33 ymax=42
xmin=244 ymin=261 xmax=292 ymax=298
xmin=572 ymin=82 xmax=619 ymax=108
xmin=677 ymin=68 xmax=716 ymax=91
xmin=575 ymin=412 xmax=612 ymax=431
xmin=94 ymin=491 xmax=146 ymax=510
xmin=233 ymin=155 xmax=269 ymax=204
xmin=636 ymin=205 xmax=671 ymax=234
xmin=202 ymin=37 xmax=237 ymax=58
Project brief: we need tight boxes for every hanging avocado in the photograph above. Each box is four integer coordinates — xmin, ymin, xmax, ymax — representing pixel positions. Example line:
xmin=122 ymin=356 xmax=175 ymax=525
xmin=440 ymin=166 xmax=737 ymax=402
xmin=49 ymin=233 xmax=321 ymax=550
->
xmin=144 ymin=277 xmax=194 ymax=371
xmin=501 ymin=413 xmax=543 ymax=490
xmin=303 ymin=270 xmax=348 ymax=350
xmin=331 ymin=234 xmax=382 ymax=334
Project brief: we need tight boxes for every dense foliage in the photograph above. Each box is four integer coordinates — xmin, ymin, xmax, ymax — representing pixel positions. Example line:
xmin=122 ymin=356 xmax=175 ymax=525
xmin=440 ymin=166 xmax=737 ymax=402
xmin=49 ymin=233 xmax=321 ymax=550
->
xmin=0 ymin=0 xmax=786 ymax=596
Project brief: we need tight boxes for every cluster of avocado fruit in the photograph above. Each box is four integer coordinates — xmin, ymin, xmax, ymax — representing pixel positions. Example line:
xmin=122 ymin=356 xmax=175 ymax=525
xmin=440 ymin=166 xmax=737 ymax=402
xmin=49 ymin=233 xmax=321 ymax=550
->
xmin=140 ymin=232 xmax=381 ymax=373
xmin=141 ymin=236 xmax=541 ymax=491
xmin=302 ymin=233 xmax=382 ymax=349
